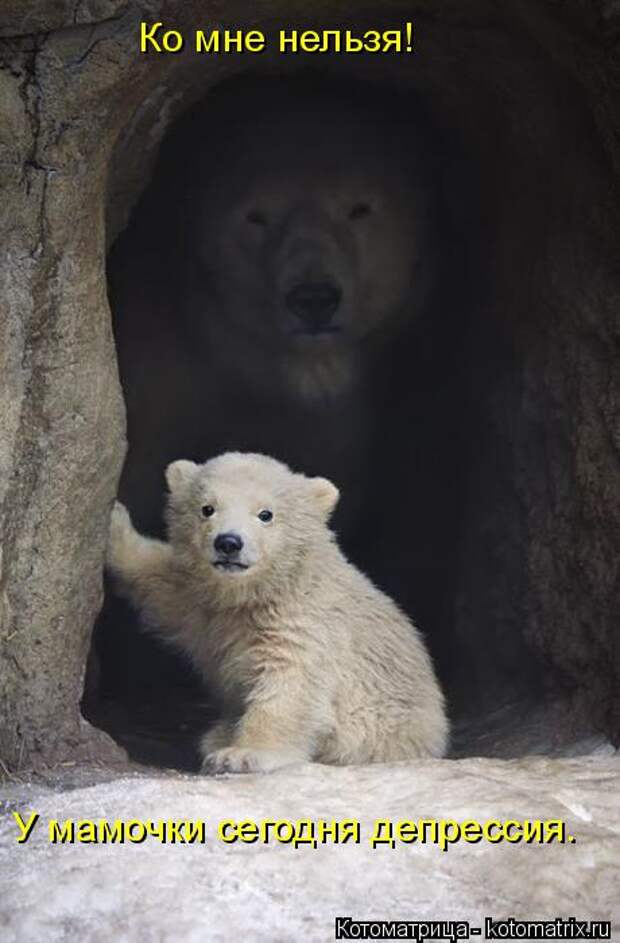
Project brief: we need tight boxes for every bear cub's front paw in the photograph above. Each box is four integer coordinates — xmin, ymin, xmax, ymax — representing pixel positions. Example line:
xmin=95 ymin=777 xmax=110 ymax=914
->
xmin=202 ymin=746 xmax=301 ymax=775
xmin=106 ymin=501 xmax=135 ymax=573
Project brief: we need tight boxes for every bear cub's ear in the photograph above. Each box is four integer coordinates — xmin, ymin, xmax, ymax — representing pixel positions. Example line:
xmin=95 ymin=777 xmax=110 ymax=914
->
xmin=166 ymin=459 xmax=198 ymax=492
xmin=308 ymin=476 xmax=340 ymax=516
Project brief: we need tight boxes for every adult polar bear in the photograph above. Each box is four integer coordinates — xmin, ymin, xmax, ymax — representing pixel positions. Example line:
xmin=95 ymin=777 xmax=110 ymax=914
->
xmin=110 ymin=75 xmax=437 ymax=544
xmin=185 ymin=77 xmax=434 ymax=402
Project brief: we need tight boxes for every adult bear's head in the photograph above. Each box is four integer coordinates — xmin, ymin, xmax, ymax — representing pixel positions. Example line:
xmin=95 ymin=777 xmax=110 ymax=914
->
xmin=167 ymin=74 xmax=438 ymax=401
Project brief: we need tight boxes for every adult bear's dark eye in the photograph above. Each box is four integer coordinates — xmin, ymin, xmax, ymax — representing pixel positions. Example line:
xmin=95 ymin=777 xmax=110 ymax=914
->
xmin=201 ymin=505 xmax=215 ymax=518
xmin=349 ymin=202 xmax=371 ymax=221
xmin=247 ymin=209 xmax=267 ymax=226
xmin=257 ymin=509 xmax=273 ymax=523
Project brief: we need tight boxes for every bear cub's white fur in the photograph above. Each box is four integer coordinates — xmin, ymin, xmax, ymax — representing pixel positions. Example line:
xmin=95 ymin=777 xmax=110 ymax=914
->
xmin=106 ymin=452 xmax=448 ymax=773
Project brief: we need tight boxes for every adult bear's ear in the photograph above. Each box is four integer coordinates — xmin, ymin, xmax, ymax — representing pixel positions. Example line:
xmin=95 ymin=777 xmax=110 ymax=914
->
xmin=166 ymin=459 xmax=198 ymax=492
xmin=308 ymin=476 xmax=340 ymax=517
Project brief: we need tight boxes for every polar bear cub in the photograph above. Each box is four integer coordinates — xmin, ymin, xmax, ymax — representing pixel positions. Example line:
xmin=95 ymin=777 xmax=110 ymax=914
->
xmin=106 ymin=452 xmax=448 ymax=773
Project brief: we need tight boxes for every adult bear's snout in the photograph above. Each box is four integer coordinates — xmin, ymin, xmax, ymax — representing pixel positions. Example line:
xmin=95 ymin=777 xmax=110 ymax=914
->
xmin=286 ymin=281 xmax=342 ymax=334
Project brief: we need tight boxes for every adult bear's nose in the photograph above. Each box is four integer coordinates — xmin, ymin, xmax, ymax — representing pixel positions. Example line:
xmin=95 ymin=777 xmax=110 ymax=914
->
xmin=286 ymin=281 xmax=342 ymax=334
xmin=214 ymin=532 xmax=243 ymax=556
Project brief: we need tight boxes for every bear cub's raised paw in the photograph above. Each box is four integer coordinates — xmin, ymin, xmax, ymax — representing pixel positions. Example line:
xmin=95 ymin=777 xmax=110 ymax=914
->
xmin=106 ymin=501 xmax=136 ymax=570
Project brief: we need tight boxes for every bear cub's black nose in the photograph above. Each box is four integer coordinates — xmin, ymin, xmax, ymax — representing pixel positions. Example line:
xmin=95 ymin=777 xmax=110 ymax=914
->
xmin=214 ymin=532 xmax=243 ymax=556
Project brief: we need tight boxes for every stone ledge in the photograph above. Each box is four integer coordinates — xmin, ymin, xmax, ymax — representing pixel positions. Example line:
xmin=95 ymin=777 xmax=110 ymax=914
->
xmin=1 ymin=755 xmax=618 ymax=941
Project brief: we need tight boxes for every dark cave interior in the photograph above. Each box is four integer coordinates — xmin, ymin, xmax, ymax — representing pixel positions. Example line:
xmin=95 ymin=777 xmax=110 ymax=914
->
xmin=82 ymin=60 xmax=617 ymax=769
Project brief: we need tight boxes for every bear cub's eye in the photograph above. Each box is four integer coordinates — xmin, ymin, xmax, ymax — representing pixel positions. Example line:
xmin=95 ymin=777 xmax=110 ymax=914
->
xmin=247 ymin=209 xmax=267 ymax=227
xmin=257 ymin=509 xmax=273 ymax=523
xmin=349 ymin=202 xmax=372 ymax=221
xmin=201 ymin=505 xmax=215 ymax=518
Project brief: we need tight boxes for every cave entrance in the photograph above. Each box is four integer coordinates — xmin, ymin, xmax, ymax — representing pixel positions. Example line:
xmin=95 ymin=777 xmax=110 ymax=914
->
xmin=83 ymin=54 xmax=617 ymax=769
